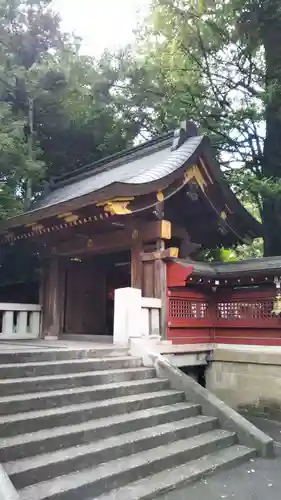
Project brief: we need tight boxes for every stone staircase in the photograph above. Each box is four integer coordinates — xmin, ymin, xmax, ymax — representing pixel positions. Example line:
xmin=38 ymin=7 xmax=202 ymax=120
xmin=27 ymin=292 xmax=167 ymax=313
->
xmin=0 ymin=346 xmax=255 ymax=500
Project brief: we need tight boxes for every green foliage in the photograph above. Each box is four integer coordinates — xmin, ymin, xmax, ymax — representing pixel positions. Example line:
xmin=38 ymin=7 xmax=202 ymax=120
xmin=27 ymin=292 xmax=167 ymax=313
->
xmin=0 ymin=99 xmax=46 ymax=213
xmin=198 ymin=238 xmax=263 ymax=262
xmin=2 ymin=0 xmax=281 ymax=259
xmin=122 ymin=0 xmax=265 ymax=169
xmin=35 ymin=49 xmax=140 ymax=181
xmin=114 ymin=0 xmax=281 ymax=255
xmin=0 ymin=0 xmax=60 ymax=215
xmin=0 ymin=0 xmax=139 ymax=218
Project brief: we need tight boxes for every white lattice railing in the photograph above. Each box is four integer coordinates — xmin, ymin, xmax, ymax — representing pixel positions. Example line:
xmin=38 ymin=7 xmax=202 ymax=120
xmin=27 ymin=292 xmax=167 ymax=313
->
xmin=0 ymin=303 xmax=41 ymax=339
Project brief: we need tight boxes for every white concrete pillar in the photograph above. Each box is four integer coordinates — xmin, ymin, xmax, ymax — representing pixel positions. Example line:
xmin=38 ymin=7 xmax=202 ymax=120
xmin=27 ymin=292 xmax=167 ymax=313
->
xmin=2 ymin=311 xmax=14 ymax=336
xmin=16 ymin=311 xmax=28 ymax=336
xmin=30 ymin=311 xmax=41 ymax=337
xmin=113 ymin=288 xmax=142 ymax=346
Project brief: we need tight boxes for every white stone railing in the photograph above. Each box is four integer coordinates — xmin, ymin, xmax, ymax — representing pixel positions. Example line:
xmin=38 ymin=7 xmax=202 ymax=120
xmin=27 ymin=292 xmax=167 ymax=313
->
xmin=141 ymin=297 xmax=161 ymax=337
xmin=0 ymin=464 xmax=20 ymax=499
xmin=0 ymin=303 xmax=41 ymax=339
xmin=113 ymin=288 xmax=162 ymax=346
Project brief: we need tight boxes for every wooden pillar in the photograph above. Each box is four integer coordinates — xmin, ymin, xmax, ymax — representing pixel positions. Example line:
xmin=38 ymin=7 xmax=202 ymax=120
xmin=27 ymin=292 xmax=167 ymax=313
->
xmin=209 ymin=288 xmax=218 ymax=343
xmin=131 ymin=236 xmax=142 ymax=289
xmin=154 ymin=239 xmax=167 ymax=340
xmin=39 ymin=260 xmax=47 ymax=338
xmin=42 ymin=255 xmax=66 ymax=338
xmin=130 ymin=220 xmax=174 ymax=338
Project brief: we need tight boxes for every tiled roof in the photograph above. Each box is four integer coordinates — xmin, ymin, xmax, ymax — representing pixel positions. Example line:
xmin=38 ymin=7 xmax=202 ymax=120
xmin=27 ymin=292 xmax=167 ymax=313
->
xmin=35 ymin=135 xmax=204 ymax=211
xmin=173 ymin=256 xmax=281 ymax=278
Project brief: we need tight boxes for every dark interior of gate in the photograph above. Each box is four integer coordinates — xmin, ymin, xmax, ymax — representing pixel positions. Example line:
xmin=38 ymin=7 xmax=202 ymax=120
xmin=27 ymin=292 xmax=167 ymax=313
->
xmin=62 ymin=252 xmax=130 ymax=335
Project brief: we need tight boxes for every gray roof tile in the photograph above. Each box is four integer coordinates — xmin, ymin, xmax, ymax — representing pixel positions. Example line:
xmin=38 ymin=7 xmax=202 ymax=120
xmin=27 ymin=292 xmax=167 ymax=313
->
xmin=173 ymin=256 xmax=281 ymax=278
xmin=36 ymin=136 xmax=204 ymax=210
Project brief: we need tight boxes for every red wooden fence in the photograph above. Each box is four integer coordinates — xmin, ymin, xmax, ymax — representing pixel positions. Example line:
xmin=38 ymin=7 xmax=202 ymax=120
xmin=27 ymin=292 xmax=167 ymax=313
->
xmin=167 ymin=289 xmax=215 ymax=344
xmin=167 ymin=286 xmax=281 ymax=346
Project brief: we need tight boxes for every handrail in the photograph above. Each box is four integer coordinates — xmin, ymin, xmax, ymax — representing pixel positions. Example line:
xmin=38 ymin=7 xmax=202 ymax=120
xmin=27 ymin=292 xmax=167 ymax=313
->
xmin=0 ymin=464 xmax=20 ymax=500
xmin=0 ymin=303 xmax=41 ymax=339
xmin=150 ymin=352 xmax=274 ymax=458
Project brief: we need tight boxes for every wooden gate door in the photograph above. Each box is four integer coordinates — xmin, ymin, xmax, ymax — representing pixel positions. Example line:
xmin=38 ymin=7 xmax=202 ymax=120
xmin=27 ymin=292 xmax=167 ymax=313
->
xmin=64 ymin=258 xmax=106 ymax=334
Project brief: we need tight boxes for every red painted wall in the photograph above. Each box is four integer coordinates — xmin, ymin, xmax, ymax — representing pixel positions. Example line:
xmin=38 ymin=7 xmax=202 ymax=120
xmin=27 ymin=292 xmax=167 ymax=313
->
xmin=166 ymin=262 xmax=281 ymax=346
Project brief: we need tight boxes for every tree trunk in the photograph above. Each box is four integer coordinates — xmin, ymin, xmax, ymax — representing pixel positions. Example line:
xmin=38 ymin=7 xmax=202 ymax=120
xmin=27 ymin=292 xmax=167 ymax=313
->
xmin=260 ymin=0 xmax=281 ymax=256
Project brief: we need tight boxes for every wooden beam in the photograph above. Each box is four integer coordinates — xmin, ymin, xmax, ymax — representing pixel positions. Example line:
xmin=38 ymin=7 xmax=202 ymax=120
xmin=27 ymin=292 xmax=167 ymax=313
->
xmin=141 ymin=247 xmax=179 ymax=262
xmin=180 ymin=239 xmax=201 ymax=258
xmin=171 ymin=226 xmax=201 ymax=257
xmin=48 ymin=220 xmax=172 ymax=257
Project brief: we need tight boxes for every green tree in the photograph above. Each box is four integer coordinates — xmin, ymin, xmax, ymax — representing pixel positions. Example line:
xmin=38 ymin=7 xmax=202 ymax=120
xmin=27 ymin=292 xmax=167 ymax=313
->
xmin=0 ymin=0 xmax=140 ymax=218
xmin=35 ymin=49 xmax=140 ymax=182
xmin=0 ymin=103 xmax=30 ymax=218
xmin=0 ymin=0 xmax=64 ymax=212
xmin=118 ymin=0 xmax=281 ymax=256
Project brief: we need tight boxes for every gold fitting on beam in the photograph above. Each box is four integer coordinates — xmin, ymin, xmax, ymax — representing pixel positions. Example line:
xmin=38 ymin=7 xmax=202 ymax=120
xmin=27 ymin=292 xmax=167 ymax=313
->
xmin=57 ymin=213 xmax=79 ymax=223
xmin=169 ymin=247 xmax=179 ymax=258
xmin=57 ymin=212 xmax=72 ymax=219
xmin=156 ymin=191 xmax=164 ymax=202
xmin=183 ymin=165 xmax=207 ymax=192
xmin=160 ymin=220 xmax=172 ymax=240
xmin=64 ymin=214 xmax=79 ymax=223
xmin=199 ymin=157 xmax=214 ymax=184
xmin=96 ymin=197 xmax=134 ymax=216
xmin=25 ymin=222 xmax=44 ymax=231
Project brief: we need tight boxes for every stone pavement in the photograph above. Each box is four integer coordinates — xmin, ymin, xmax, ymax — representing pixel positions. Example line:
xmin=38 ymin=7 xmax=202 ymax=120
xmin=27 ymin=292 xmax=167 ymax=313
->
xmin=0 ymin=339 xmax=113 ymax=350
xmin=158 ymin=417 xmax=281 ymax=500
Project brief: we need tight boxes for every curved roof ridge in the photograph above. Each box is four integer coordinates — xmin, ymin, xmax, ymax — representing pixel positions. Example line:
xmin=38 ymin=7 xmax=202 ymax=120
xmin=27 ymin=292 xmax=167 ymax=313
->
xmin=52 ymin=131 xmax=174 ymax=189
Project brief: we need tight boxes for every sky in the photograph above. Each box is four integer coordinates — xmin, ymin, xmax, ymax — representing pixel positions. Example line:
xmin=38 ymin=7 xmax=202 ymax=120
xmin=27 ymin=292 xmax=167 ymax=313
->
xmin=51 ymin=0 xmax=151 ymax=56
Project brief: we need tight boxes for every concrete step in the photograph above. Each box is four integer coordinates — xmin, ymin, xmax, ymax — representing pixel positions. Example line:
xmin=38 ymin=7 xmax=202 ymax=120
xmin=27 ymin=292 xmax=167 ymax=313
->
xmin=158 ymin=343 xmax=213 ymax=354
xmin=0 ymin=347 xmax=129 ymax=364
xmin=0 ymin=356 xmax=141 ymax=379
xmin=6 ymin=416 xmax=218 ymax=489
xmin=0 ymin=390 xmax=185 ymax=438
xmin=97 ymin=445 xmax=256 ymax=500
xmin=0 ymin=378 xmax=169 ymax=415
xmin=0 ymin=402 xmax=200 ymax=463
xmin=0 ymin=367 xmax=156 ymax=396
xmin=19 ymin=430 xmax=237 ymax=500
xmin=60 ymin=334 xmax=113 ymax=343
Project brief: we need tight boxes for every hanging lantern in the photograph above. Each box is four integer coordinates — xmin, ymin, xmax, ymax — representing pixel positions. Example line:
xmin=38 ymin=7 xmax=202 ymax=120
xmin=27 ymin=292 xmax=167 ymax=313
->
xmin=272 ymin=277 xmax=281 ymax=316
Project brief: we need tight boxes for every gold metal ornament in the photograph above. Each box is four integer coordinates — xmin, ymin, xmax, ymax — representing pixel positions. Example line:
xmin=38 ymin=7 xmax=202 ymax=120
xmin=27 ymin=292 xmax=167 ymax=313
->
xmin=272 ymin=295 xmax=281 ymax=316
xmin=272 ymin=277 xmax=281 ymax=316
xmin=156 ymin=192 xmax=164 ymax=202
